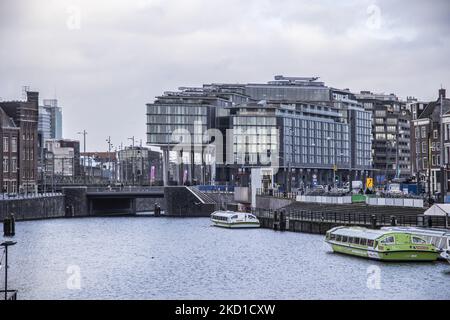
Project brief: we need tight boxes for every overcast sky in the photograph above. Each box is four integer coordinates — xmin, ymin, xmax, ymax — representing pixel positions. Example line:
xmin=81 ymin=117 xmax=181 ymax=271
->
xmin=1 ymin=0 xmax=449 ymax=150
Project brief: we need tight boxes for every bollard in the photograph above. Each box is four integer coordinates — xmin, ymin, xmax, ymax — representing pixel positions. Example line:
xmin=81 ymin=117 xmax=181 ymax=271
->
xmin=390 ymin=215 xmax=397 ymax=227
xmin=273 ymin=211 xmax=279 ymax=230
xmin=3 ymin=215 xmax=14 ymax=237
xmin=279 ymin=211 xmax=285 ymax=231
xmin=9 ymin=213 xmax=15 ymax=236
xmin=370 ymin=215 xmax=377 ymax=229
xmin=4 ymin=216 xmax=11 ymax=236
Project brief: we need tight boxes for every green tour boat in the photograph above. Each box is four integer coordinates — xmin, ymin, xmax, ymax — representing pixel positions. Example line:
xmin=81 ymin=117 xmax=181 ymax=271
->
xmin=325 ymin=226 xmax=440 ymax=262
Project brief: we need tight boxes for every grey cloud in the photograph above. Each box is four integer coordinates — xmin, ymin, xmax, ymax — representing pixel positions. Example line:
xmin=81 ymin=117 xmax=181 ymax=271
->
xmin=0 ymin=0 xmax=449 ymax=150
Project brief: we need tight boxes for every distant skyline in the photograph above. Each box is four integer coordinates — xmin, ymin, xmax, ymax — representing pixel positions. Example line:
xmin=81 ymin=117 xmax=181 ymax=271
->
xmin=1 ymin=0 xmax=449 ymax=150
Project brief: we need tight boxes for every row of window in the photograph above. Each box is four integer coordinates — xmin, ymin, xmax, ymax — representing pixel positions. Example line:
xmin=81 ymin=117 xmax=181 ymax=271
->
xmin=2 ymin=137 xmax=18 ymax=153
xmin=328 ymin=233 xmax=375 ymax=247
xmin=3 ymin=157 xmax=17 ymax=173
xmin=147 ymin=105 xmax=208 ymax=116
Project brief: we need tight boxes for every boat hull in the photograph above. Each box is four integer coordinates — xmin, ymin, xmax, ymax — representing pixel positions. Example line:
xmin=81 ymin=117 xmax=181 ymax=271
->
xmin=330 ymin=243 xmax=439 ymax=262
xmin=212 ymin=221 xmax=260 ymax=229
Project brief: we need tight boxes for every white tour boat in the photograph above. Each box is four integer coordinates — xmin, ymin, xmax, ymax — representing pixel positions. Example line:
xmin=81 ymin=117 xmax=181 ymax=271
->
xmin=210 ymin=211 xmax=260 ymax=228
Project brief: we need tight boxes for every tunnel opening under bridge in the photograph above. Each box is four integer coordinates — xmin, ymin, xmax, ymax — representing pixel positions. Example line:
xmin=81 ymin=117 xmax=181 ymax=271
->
xmin=89 ymin=198 xmax=136 ymax=215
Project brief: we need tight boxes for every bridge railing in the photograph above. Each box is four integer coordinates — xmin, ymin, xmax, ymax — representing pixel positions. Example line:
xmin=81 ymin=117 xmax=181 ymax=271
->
xmin=86 ymin=186 xmax=164 ymax=193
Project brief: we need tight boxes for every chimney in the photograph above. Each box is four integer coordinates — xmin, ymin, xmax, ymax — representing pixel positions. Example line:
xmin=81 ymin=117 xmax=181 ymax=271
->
xmin=439 ymin=88 xmax=446 ymax=100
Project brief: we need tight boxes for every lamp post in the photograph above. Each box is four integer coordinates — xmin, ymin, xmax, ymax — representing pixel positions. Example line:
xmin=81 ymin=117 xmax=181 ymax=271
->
xmin=1 ymin=241 xmax=17 ymax=300
xmin=128 ymin=136 xmax=136 ymax=185
xmin=77 ymin=130 xmax=87 ymax=184
xmin=327 ymin=136 xmax=338 ymax=189
xmin=439 ymin=92 xmax=446 ymax=203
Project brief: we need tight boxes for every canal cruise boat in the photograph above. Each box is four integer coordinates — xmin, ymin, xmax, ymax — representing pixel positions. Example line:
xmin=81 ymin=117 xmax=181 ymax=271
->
xmin=210 ymin=211 xmax=260 ymax=229
xmin=325 ymin=226 xmax=440 ymax=262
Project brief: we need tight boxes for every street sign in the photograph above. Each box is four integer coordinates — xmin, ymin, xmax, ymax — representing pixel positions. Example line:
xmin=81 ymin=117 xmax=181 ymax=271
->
xmin=366 ymin=178 xmax=374 ymax=189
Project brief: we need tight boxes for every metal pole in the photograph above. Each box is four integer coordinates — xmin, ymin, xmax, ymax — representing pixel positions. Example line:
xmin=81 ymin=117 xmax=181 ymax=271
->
xmin=440 ymin=93 xmax=446 ymax=202
xmin=4 ymin=245 xmax=8 ymax=300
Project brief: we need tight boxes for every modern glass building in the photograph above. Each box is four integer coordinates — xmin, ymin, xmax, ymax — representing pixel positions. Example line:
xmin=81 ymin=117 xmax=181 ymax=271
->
xmin=146 ymin=76 xmax=375 ymax=189
xmin=42 ymin=99 xmax=63 ymax=140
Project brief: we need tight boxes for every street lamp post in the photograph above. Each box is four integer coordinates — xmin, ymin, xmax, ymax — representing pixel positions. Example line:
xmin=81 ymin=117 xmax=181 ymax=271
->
xmin=128 ymin=136 xmax=136 ymax=185
xmin=1 ymin=241 xmax=17 ymax=301
xmin=439 ymin=92 xmax=446 ymax=203
xmin=77 ymin=130 xmax=88 ymax=184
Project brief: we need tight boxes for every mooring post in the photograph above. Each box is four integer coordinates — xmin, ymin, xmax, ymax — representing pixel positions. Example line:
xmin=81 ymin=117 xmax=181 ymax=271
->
xmin=370 ymin=215 xmax=377 ymax=229
xmin=390 ymin=215 xmax=397 ymax=226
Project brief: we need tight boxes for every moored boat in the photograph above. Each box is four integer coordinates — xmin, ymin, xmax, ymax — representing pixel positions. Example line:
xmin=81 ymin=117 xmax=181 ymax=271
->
xmin=381 ymin=226 xmax=450 ymax=260
xmin=210 ymin=211 xmax=260 ymax=228
xmin=325 ymin=226 xmax=440 ymax=262
xmin=441 ymin=250 xmax=450 ymax=264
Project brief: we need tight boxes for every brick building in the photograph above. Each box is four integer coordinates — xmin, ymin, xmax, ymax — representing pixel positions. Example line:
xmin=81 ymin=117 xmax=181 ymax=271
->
xmin=0 ymin=91 xmax=39 ymax=193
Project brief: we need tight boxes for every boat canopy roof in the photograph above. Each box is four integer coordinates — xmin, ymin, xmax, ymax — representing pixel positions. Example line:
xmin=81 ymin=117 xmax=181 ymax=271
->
xmin=329 ymin=226 xmax=393 ymax=240
xmin=381 ymin=226 xmax=450 ymax=236
xmin=211 ymin=211 xmax=246 ymax=218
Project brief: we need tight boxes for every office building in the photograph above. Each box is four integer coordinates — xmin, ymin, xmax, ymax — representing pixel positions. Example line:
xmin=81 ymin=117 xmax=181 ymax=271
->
xmin=355 ymin=91 xmax=412 ymax=183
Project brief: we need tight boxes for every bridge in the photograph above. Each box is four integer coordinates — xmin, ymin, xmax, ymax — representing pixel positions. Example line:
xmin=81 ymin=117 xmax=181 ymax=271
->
xmin=63 ymin=186 xmax=218 ymax=216
xmin=85 ymin=187 xmax=164 ymax=215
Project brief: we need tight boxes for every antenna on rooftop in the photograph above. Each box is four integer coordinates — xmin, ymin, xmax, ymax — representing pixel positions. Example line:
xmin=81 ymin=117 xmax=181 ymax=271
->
xmin=21 ymin=85 xmax=30 ymax=100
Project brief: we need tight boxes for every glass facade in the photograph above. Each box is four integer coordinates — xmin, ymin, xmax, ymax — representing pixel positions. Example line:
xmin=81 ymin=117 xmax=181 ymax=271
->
xmin=280 ymin=114 xmax=350 ymax=168
xmin=354 ymin=109 xmax=372 ymax=167
xmin=232 ymin=115 xmax=278 ymax=165
xmin=147 ymin=104 xmax=208 ymax=144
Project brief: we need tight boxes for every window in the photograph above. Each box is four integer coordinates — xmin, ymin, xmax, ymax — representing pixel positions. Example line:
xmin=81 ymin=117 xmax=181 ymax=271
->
xmin=367 ymin=240 xmax=374 ymax=247
xmin=3 ymin=157 xmax=9 ymax=173
xmin=336 ymin=235 xmax=342 ymax=242
xmin=412 ymin=236 xmax=426 ymax=244
xmin=3 ymin=137 xmax=8 ymax=152
xmin=422 ymin=142 xmax=427 ymax=153
xmin=11 ymin=137 xmax=17 ymax=152
xmin=433 ymin=130 xmax=438 ymax=139
xmin=381 ymin=236 xmax=395 ymax=244
xmin=421 ymin=126 xmax=426 ymax=138
xmin=360 ymin=239 xmax=368 ymax=246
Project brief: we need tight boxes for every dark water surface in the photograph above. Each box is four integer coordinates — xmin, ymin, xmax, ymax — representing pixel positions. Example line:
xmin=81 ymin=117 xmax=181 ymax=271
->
xmin=3 ymin=217 xmax=450 ymax=299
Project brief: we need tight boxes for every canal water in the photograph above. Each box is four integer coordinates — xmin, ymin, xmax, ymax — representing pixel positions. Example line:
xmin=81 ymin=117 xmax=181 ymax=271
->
xmin=3 ymin=217 xmax=450 ymax=300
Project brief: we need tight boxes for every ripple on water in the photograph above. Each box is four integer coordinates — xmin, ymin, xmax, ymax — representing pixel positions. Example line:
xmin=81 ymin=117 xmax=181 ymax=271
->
xmin=4 ymin=217 xmax=450 ymax=300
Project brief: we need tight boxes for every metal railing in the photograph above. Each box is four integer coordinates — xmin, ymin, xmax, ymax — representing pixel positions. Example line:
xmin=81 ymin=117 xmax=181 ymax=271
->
xmin=251 ymin=207 xmax=448 ymax=229
xmin=0 ymin=290 xmax=18 ymax=301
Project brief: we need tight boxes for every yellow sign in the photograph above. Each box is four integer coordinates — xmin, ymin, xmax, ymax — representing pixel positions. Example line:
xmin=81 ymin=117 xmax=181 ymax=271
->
xmin=366 ymin=178 xmax=374 ymax=189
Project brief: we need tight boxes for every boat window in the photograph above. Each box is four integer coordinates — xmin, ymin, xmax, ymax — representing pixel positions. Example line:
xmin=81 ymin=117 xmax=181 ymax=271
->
xmin=381 ymin=236 xmax=395 ymax=244
xmin=231 ymin=215 xmax=238 ymax=219
xmin=249 ymin=215 xmax=256 ymax=219
xmin=360 ymin=238 xmax=367 ymax=246
xmin=354 ymin=238 xmax=361 ymax=244
xmin=342 ymin=236 xmax=348 ymax=243
xmin=367 ymin=240 xmax=375 ymax=247
xmin=336 ymin=235 xmax=342 ymax=242
xmin=412 ymin=236 xmax=426 ymax=244
xmin=348 ymin=237 xmax=354 ymax=244
xmin=330 ymin=234 xmax=336 ymax=240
